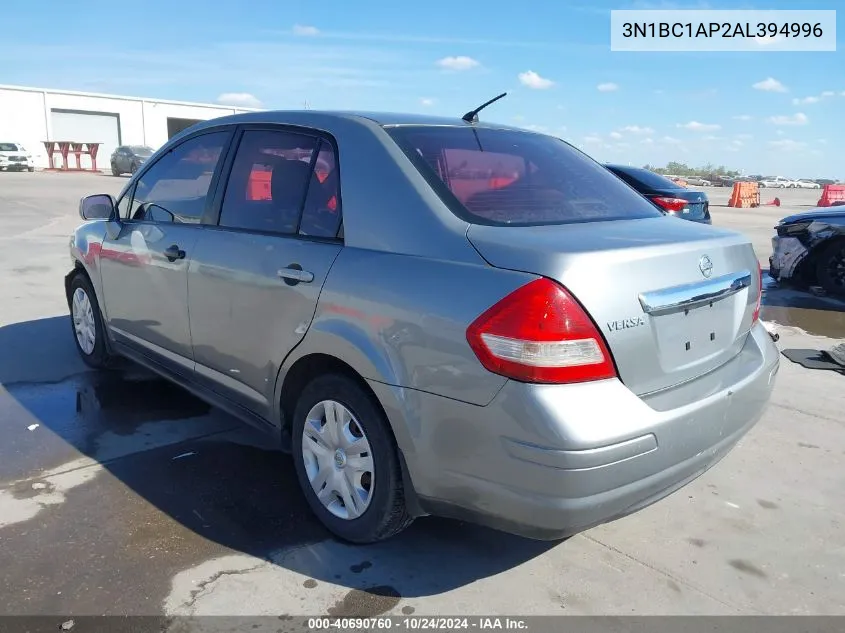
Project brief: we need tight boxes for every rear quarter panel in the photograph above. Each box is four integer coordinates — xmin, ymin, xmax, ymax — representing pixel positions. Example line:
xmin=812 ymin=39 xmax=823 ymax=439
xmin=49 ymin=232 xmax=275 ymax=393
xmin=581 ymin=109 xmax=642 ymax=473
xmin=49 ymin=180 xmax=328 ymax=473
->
xmin=283 ymin=246 xmax=537 ymax=409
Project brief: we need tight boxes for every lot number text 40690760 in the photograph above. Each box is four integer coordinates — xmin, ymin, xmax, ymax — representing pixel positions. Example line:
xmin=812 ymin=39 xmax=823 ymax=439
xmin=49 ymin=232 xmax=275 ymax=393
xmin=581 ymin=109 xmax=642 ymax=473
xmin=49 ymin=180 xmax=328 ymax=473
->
xmin=307 ymin=617 xmax=529 ymax=630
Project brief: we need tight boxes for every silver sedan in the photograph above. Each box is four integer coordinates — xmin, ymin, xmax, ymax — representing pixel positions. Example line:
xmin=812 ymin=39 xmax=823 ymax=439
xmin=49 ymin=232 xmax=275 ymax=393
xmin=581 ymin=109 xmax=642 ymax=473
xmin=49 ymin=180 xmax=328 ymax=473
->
xmin=65 ymin=111 xmax=780 ymax=543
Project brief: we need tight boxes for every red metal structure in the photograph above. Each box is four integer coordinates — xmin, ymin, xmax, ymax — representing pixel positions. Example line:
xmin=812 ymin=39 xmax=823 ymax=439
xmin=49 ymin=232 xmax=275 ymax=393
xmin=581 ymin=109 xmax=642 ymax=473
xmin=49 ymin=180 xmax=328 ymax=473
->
xmin=42 ymin=141 xmax=102 ymax=172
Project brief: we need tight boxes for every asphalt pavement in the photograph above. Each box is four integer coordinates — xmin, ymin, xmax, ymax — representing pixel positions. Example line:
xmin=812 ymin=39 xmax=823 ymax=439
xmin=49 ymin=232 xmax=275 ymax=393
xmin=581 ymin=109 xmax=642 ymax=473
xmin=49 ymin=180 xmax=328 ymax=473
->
xmin=1 ymin=172 xmax=843 ymax=618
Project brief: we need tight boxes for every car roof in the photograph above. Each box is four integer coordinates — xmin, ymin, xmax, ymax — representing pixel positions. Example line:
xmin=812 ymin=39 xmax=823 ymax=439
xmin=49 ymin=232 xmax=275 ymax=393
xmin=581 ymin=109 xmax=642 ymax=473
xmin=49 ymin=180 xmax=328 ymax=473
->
xmin=604 ymin=163 xmax=648 ymax=173
xmin=191 ymin=110 xmax=532 ymax=133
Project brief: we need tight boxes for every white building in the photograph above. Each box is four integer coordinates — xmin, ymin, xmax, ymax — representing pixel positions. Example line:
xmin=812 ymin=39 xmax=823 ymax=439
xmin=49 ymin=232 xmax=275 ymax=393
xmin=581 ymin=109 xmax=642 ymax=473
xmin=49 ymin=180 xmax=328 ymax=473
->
xmin=0 ymin=84 xmax=261 ymax=170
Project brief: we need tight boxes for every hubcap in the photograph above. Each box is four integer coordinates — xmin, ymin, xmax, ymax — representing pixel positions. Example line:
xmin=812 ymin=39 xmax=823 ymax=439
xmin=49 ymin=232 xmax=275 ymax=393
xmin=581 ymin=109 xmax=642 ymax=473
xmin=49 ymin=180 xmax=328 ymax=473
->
xmin=71 ymin=287 xmax=96 ymax=355
xmin=301 ymin=400 xmax=374 ymax=520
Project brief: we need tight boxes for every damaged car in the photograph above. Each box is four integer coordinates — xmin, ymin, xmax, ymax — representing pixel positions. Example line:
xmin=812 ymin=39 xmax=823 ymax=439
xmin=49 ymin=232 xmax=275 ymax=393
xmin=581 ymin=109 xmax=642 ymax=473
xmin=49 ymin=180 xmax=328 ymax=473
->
xmin=770 ymin=207 xmax=845 ymax=297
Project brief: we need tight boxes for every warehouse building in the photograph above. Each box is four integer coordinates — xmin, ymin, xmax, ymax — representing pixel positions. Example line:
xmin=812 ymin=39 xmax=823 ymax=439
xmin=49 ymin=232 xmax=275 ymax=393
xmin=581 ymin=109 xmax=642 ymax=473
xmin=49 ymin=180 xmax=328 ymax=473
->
xmin=0 ymin=84 xmax=261 ymax=170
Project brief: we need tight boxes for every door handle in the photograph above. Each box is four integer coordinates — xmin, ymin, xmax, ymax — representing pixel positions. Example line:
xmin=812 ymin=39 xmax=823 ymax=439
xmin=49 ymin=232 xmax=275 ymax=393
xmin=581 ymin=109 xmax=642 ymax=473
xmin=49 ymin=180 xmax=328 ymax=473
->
xmin=277 ymin=266 xmax=314 ymax=285
xmin=164 ymin=244 xmax=186 ymax=262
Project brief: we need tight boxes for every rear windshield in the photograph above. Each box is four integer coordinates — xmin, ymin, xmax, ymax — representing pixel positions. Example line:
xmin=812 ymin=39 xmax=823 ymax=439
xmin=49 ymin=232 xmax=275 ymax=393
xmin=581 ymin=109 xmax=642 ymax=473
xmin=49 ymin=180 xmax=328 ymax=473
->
xmin=0 ymin=143 xmax=19 ymax=152
xmin=386 ymin=126 xmax=663 ymax=226
xmin=606 ymin=165 xmax=683 ymax=191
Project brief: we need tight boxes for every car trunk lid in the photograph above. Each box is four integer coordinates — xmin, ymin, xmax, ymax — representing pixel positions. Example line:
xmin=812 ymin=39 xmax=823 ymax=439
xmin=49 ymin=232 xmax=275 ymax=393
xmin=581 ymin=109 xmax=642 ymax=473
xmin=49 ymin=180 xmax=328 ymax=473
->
xmin=467 ymin=216 xmax=760 ymax=396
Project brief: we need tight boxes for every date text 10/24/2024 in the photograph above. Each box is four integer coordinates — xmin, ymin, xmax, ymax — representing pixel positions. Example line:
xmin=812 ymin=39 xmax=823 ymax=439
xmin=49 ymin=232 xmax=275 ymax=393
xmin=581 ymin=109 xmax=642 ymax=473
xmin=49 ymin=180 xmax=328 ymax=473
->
xmin=308 ymin=617 xmax=528 ymax=630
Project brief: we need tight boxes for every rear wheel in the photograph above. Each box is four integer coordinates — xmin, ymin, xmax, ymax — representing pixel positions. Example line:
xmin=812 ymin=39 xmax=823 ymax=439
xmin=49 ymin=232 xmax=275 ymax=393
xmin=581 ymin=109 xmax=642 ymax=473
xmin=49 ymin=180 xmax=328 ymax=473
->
xmin=111 ymin=163 xmax=120 ymax=176
xmin=130 ymin=162 xmax=139 ymax=175
xmin=69 ymin=273 xmax=114 ymax=369
xmin=291 ymin=374 xmax=412 ymax=543
xmin=816 ymin=240 xmax=845 ymax=297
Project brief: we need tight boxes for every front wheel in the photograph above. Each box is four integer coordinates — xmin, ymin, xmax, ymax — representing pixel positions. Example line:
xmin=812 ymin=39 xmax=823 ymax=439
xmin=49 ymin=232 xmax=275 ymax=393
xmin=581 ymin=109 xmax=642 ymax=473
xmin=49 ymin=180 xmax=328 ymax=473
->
xmin=69 ymin=273 xmax=114 ymax=369
xmin=816 ymin=240 xmax=845 ymax=298
xmin=291 ymin=374 xmax=413 ymax=543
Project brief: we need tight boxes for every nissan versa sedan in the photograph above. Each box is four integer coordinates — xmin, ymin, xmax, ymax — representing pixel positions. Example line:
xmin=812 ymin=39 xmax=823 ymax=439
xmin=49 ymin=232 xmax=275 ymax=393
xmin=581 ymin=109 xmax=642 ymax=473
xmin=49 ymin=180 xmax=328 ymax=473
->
xmin=66 ymin=111 xmax=779 ymax=543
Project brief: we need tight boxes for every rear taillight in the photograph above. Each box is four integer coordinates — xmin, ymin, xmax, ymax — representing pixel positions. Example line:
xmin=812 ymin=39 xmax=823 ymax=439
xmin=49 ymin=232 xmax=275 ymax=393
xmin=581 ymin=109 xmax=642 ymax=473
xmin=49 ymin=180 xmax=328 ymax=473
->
xmin=466 ymin=278 xmax=617 ymax=384
xmin=752 ymin=261 xmax=762 ymax=324
xmin=652 ymin=196 xmax=688 ymax=213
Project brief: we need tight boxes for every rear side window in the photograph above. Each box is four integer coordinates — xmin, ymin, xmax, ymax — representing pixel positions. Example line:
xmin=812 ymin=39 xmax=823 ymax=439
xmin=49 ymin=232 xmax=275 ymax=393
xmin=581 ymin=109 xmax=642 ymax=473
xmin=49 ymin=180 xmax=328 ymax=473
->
xmin=387 ymin=126 xmax=662 ymax=226
xmin=219 ymin=130 xmax=342 ymax=239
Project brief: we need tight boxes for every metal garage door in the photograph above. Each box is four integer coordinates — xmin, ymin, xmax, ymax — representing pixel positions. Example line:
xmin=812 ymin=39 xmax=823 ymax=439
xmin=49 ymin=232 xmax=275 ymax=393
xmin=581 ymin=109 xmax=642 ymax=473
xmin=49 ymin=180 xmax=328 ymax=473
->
xmin=50 ymin=110 xmax=120 ymax=170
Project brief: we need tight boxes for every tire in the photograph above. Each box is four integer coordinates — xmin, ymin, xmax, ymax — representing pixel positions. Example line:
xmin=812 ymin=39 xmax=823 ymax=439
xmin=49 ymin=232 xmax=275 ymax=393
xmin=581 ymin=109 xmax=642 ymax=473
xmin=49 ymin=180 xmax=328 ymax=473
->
xmin=111 ymin=163 xmax=121 ymax=176
xmin=28 ymin=167 xmax=34 ymax=172
xmin=291 ymin=373 xmax=413 ymax=543
xmin=130 ymin=162 xmax=139 ymax=175
xmin=68 ymin=273 xmax=114 ymax=369
xmin=815 ymin=240 xmax=845 ymax=298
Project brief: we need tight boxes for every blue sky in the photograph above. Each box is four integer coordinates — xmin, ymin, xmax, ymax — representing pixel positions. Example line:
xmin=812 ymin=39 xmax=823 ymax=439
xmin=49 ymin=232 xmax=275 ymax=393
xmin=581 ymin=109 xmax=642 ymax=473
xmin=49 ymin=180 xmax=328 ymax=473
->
xmin=3 ymin=0 xmax=843 ymax=177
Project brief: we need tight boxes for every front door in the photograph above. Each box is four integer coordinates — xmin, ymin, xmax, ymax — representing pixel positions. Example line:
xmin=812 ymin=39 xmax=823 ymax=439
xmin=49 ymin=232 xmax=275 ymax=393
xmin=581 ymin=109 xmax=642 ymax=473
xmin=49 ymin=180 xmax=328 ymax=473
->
xmin=99 ymin=129 xmax=232 ymax=374
xmin=188 ymin=127 xmax=344 ymax=419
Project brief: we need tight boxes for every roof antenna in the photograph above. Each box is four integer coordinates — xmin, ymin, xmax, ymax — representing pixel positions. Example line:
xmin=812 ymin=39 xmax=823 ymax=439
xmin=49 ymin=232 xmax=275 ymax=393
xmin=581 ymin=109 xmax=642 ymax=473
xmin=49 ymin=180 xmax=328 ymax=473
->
xmin=462 ymin=92 xmax=507 ymax=123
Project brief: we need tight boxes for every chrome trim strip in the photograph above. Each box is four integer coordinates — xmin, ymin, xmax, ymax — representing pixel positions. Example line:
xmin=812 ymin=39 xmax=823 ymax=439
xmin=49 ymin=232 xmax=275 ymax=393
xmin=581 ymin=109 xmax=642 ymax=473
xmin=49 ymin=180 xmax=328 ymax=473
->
xmin=638 ymin=270 xmax=752 ymax=317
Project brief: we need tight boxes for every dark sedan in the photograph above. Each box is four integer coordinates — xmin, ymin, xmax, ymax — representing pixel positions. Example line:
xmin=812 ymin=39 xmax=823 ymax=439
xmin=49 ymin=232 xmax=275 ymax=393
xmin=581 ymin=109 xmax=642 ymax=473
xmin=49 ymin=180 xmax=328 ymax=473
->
xmin=110 ymin=145 xmax=154 ymax=176
xmin=605 ymin=164 xmax=711 ymax=224
xmin=770 ymin=207 xmax=845 ymax=297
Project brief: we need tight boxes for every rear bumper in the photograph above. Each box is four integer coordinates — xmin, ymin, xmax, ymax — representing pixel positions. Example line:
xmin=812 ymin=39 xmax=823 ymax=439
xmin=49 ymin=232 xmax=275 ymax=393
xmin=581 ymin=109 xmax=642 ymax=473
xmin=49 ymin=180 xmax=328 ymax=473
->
xmin=374 ymin=322 xmax=779 ymax=540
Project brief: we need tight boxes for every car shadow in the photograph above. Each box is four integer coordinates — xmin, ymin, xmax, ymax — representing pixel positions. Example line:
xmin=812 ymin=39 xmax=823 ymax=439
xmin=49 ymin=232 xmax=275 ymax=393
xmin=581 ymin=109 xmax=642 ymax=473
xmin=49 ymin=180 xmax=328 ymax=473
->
xmin=0 ymin=316 xmax=557 ymax=602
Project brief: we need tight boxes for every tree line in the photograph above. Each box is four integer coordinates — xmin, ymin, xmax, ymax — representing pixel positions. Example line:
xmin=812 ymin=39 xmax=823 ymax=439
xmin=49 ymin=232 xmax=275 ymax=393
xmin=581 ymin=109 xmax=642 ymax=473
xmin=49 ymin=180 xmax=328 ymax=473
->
xmin=643 ymin=162 xmax=741 ymax=178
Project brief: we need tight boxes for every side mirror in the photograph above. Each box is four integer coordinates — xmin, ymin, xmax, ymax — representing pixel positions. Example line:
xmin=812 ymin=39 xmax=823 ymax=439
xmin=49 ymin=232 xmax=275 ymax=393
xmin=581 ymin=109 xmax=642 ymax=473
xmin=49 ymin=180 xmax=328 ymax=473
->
xmin=80 ymin=194 xmax=116 ymax=221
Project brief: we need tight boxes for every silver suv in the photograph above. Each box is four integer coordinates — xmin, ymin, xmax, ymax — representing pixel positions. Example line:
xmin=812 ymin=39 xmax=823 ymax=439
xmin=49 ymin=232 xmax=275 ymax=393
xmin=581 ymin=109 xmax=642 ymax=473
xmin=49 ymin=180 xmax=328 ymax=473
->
xmin=66 ymin=111 xmax=779 ymax=543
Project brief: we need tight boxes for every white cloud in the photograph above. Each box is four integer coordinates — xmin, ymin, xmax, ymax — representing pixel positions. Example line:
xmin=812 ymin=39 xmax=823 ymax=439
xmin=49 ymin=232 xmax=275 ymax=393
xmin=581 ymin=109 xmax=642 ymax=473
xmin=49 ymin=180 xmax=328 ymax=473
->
xmin=526 ymin=124 xmax=549 ymax=132
xmin=518 ymin=70 xmax=554 ymax=89
xmin=792 ymin=96 xmax=820 ymax=105
xmin=817 ymin=139 xmax=829 ymax=145
xmin=620 ymin=125 xmax=654 ymax=134
xmin=755 ymin=35 xmax=782 ymax=47
xmin=216 ymin=92 xmax=263 ymax=108
xmin=731 ymin=139 xmax=743 ymax=147
xmin=752 ymin=77 xmax=787 ymax=92
xmin=661 ymin=136 xmax=681 ymax=145
xmin=558 ymin=125 xmax=568 ymax=131
xmin=420 ymin=98 xmax=435 ymax=106
xmin=702 ymin=135 xmax=721 ymax=141
xmin=737 ymin=133 xmax=753 ymax=140
xmin=821 ymin=91 xmax=835 ymax=97
xmin=768 ymin=112 xmax=808 ymax=125
xmin=769 ymin=139 xmax=807 ymax=150
xmin=292 ymin=24 xmax=320 ymax=36
xmin=609 ymin=131 xmax=623 ymax=139
xmin=677 ymin=121 xmax=721 ymax=132
xmin=641 ymin=138 xmax=654 ymax=145
xmin=841 ymin=91 xmax=845 ymax=97
xmin=584 ymin=135 xmax=602 ymax=144
xmin=436 ymin=56 xmax=480 ymax=71
xmin=776 ymin=129 xmax=785 ymax=136
xmin=597 ymin=82 xmax=619 ymax=92
xmin=512 ymin=115 xmax=525 ymax=122
xmin=733 ymin=114 xmax=753 ymax=121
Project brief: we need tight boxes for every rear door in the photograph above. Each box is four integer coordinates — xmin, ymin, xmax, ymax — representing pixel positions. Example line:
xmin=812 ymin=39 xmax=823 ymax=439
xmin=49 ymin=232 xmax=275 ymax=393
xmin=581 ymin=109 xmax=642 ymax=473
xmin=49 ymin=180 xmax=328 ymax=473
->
xmin=187 ymin=126 xmax=343 ymax=420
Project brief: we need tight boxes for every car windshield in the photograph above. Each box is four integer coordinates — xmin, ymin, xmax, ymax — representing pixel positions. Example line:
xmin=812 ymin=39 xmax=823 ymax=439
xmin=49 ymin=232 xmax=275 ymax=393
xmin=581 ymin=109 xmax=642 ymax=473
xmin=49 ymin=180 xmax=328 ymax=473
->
xmin=386 ymin=126 xmax=663 ymax=226
xmin=0 ymin=143 xmax=19 ymax=152
xmin=607 ymin=165 xmax=684 ymax=190
xmin=129 ymin=146 xmax=154 ymax=156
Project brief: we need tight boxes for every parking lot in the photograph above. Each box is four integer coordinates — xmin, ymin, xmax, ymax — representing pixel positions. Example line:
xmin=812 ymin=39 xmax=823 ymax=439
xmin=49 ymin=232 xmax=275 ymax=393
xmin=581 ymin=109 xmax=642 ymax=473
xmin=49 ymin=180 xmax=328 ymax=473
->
xmin=1 ymin=171 xmax=843 ymax=617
